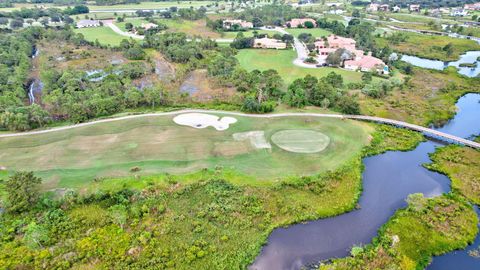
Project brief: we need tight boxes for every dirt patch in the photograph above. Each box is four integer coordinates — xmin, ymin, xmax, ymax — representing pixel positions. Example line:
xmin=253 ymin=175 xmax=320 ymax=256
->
xmin=233 ymin=131 xmax=271 ymax=149
xmin=213 ymin=141 xmax=251 ymax=157
xmin=180 ymin=69 xmax=237 ymax=102
xmin=38 ymin=41 xmax=128 ymax=71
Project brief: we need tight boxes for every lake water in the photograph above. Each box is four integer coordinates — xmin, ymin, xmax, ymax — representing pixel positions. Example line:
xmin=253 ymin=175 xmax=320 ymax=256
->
xmin=401 ymin=51 xmax=480 ymax=77
xmin=251 ymin=94 xmax=480 ymax=270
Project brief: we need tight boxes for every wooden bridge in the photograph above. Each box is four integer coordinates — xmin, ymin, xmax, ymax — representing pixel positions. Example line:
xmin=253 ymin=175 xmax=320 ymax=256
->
xmin=345 ymin=115 xmax=480 ymax=149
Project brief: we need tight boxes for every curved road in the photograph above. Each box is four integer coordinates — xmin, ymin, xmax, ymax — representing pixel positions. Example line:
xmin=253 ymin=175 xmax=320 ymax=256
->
xmin=0 ymin=109 xmax=478 ymax=148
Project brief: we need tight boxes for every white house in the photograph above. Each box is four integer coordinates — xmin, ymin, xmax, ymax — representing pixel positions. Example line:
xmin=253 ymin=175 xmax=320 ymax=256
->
xmin=253 ymin=37 xmax=287 ymax=49
xmin=76 ymin=19 xmax=100 ymax=28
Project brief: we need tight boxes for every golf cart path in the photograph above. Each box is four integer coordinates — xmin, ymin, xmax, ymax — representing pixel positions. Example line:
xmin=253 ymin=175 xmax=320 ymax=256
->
xmin=1 ymin=109 xmax=478 ymax=149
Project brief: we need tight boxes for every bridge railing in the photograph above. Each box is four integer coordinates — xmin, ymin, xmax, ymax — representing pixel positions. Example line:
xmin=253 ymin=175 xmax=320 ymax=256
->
xmin=344 ymin=115 xmax=480 ymax=149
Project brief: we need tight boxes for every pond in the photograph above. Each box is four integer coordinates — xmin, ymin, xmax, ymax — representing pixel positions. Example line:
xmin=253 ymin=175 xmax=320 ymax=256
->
xmin=250 ymin=94 xmax=480 ymax=270
xmin=401 ymin=51 xmax=480 ymax=77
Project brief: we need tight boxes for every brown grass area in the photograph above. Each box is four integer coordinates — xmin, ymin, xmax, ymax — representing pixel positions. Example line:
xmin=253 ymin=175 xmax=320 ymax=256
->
xmin=359 ymin=68 xmax=478 ymax=125
xmin=184 ymin=69 xmax=238 ymax=102
xmin=38 ymin=41 xmax=128 ymax=71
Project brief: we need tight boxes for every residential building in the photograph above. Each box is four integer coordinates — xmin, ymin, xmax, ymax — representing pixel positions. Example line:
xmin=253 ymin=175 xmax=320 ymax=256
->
xmin=367 ymin=3 xmax=389 ymax=12
xmin=286 ymin=18 xmax=317 ymax=28
xmin=253 ymin=37 xmax=287 ymax=49
xmin=141 ymin=23 xmax=158 ymax=30
xmin=464 ymin=2 xmax=480 ymax=10
xmin=329 ymin=9 xmax=345 ymax=15
xmin=379 ymin=4 xmax=390 ymax=12
xmin=222 ymin=19 xmax=253 ymax=30
xmin=344 ymin=54 xmax=388 ymax=73
xmin=313 ymin=34 xmax=387 ymax=73
xmin=409 ymin=4 xmax=420 ymax=12
xmin=451 ymin=9 xmax=468 ymax=17
xmin=76 ymin=19 xmax=100 ymax=28
xmin=366 ymin=3 xmax=379 ymax=12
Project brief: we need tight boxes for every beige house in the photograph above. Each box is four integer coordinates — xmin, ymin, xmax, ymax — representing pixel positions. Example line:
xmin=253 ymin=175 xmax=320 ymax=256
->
xmin=141 ymin=23 xmax=158 ymax=30
xmin=409 ymin=4 xmax=421 ymax=12
xmin=253 ymin=37 xmax=287 ymax=49
xmin=223 ymin=19 xmax=253 ymax=30
xmin=286 ymin=18 xmax=317 ymax=28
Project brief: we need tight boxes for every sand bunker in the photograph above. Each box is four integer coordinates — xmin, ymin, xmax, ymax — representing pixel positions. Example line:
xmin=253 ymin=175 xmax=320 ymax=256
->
xmin=173 ymin=113 xmax=237 ymax=131
xmin=271 ymin=130 xmax=330 ymax=153
xmin=233 ymin=131 xmax=271 ymax=149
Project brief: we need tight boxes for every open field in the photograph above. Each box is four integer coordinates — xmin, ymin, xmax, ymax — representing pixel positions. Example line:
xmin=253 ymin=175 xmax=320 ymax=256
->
xmin=0 ymin=114 xmax=372 ymax=190
xmin=115 ymin=18 xmax=149 ymax=31
xmin=376 ymin=32 xmax=480 ymax=61
xmin=74 ymin=26 xmax=128 ymax=46
xmin=236 ymin=49 xmax=375 ymax=84
xmin=284 ymin=27 xmax=332 ymax=38
xmin=88 ymin=1 xmax=217 ymax=11
xmin=158 ymin=18 xmax=221 ymax=38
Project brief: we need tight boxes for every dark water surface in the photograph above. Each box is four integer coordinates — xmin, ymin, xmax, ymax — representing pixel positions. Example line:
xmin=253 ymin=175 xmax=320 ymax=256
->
xmin=251 ymin=94 xmax=480 ymax=270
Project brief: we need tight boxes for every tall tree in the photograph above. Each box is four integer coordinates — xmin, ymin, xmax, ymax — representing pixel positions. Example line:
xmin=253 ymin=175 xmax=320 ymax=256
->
xmin=5 ymin=171 xmax=42 ymax=213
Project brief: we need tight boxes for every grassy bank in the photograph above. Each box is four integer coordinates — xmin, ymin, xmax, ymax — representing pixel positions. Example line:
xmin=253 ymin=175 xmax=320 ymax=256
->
xmin=359 ymin=67 xmax=479 ymax=126
xmin=320 ymin=194 xmax=478 ymax=270
xmin=426 ymin=144 xmax=480 ymax=204
xmin=375 ymin=32 xmax=480 ymax=61
xmin=0 ymin=125 xmax=424 ymax=269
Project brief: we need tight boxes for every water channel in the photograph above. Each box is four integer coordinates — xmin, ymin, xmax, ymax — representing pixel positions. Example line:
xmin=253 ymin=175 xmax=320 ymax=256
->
xmin=251 ymin=93 xmax=480 ymax=270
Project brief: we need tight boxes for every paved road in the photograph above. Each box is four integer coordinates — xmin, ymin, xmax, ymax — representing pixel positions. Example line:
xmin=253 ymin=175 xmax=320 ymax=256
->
xmin=1 ymin=109 xmax=478 ymax=149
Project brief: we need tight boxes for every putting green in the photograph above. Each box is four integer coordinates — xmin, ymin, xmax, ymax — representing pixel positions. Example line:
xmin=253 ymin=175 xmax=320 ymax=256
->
xmin=271 ymin=130 xmax=330 ymax=153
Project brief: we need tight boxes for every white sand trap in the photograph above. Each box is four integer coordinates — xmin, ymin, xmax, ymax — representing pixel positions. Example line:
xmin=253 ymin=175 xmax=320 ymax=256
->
xmin=271 ymin=130 xmax=330 ymax=153
xmin=173 ymin=113 xmax=237 ymax=131
xmin=233 ymin=131 xmax=271 ymax=149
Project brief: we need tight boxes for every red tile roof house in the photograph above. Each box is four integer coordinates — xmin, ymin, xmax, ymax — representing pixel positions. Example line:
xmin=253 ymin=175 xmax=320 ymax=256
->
xmin=314 ymin=35 xmax=388 ymax=73
xmin=344 ymin=53 xmax=388 ymax=73
xmin=464 ymin=3 xmax=480 ymax=10
xmin=315 ymin=35 xmax=364 ymax=63
xmin=286 ymin=18 xmax=317 ymax=28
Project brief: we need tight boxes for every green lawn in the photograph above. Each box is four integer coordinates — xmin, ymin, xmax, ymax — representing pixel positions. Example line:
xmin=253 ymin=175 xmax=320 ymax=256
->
xmin=221 ymin=30 xmax=273 ymax=39
xmin=236 ymin=49 xmax=372 ymax=84
xmin=284 ymin=27 xmax=332 ymax=38
xmin=115 ymin=17 xmax=149 ymax=31
xmin=0 ymin=114 xmax=372 ymax=189
xmin=74 ymin=27 xmax=128 ymax=46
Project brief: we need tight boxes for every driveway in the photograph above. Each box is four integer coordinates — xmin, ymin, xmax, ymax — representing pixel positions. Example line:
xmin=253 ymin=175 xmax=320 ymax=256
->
xmin=259 ymin=26 xmax=317 ymax=69
xmin=103 ymin=20 xmax=144 ymax=40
